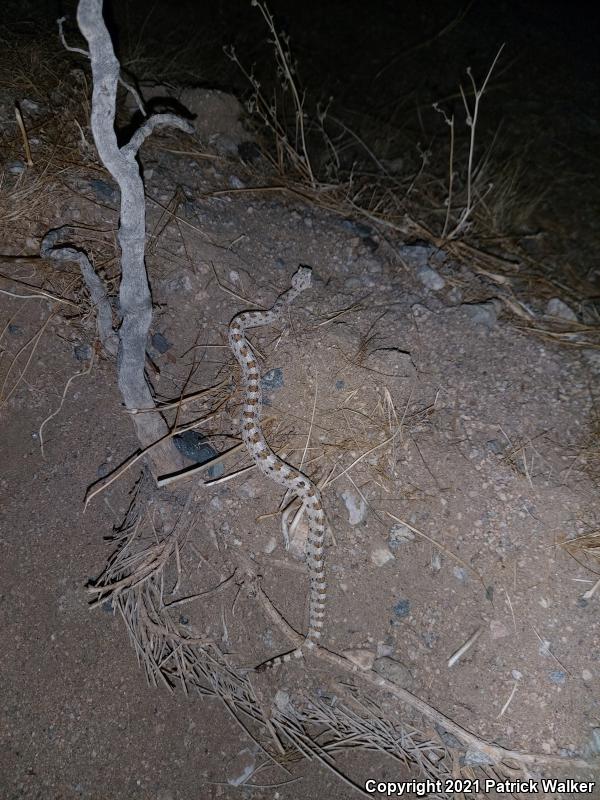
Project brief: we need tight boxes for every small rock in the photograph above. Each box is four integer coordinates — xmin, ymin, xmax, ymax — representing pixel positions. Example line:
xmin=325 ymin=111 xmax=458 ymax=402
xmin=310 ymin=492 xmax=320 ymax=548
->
xmin=463 ymin=749 xmax=494 ymax=766
xmin=264 ymin=536 xmax=277 ymax=554
xmin=8 ymin=324 xmax=23 ymax=335
xmin=511 ymin=669 xmax=522 ymax=680
xmin=410 ymin=303 xmax=432 ymax=320
xmin=21 ymin=98 xmax=41 ymax=114
xmin=435 ymin=724 xmax=463 ymax=749
xmin=273 ymin=689 xmax=292 ymax=712
xmin=342 ymin=648 xmax=375 ymax=670
xmin=151 ymin=331 xmax=171 ymax=353
xmin=399 ymin=244 xmax=434 ymax=268
xmin=489 ymin=620 xmax=509 ymax=639
xmin=335 ymin=379 xmax=345 ymax=390
xmin=549 ymin=670 xmax=566 ymax=685
xmin=7 ymin=160 xmax=25 ymax=174
xmin=585 ymin=729 xmax=600 ymax=756
xmin=389 ymin=522 xmax=415 ymax=549
xmin=453 ymin=566 xmax=467 ymax=582
xmin=73 ymin=343 xmax=92 ymax=361
xmin=431 ymin=551 xmax=442 ymax=572
xmin=463 ymin=301 xmax=498 ymax=328
xmin=376 ymin=641 xmax=394 ymax=658
xmin=173 ymin=430 xmax=223 ymax=478
xmin=371 ymin=546 xmax=394 ymax=566
xmin=341 ymin=490 xmax=367 ymax=525
xmin=262 ymin=368 xmax=284 ymax=390
xmin=392 ymin=598 xmax=410 ymax=618
xmin=538 ymin=639 xmax=552 ymax=657
xmin=229 ymin=174 xmax=245 ymax=189
xmin=373 ymin=656 xmax=414 ymax=688
xmin=546 ymin=297 xmax=577 ymax=322
xmin=226 ymin=747 xmax=255 ymax=786
xmin=417 ymin=265 xmax=445 ymax=291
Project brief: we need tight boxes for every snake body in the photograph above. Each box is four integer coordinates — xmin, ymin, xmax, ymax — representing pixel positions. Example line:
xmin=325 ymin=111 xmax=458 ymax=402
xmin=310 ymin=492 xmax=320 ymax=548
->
xmin=228 ymin=266 xmax=326 ymax=670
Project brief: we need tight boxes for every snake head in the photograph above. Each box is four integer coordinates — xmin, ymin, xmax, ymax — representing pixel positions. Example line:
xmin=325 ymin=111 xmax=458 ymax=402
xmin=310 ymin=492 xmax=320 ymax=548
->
xmin=292 ymin=265 xmax=313 ymax=292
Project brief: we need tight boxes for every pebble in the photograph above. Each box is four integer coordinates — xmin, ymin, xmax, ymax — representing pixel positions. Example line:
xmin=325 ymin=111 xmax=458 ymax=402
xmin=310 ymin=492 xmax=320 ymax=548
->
xmin=151 ymin=331 xmax=171 ymax=353
xmin=389 ymin=522 xmax=415 ymax=549
xmin=546 ymin=297 xmax=577 ymax=322
xmin=273 ymin=689 xmax=292 ymax=712
xmin=173 ymin=430 xmax=223 ymax=478
xmin=226 ymin=747 xmax=256 ymax=786
xmin=342 ymin=648 xmax=375 ymax=670
xmin=538 ymin=639 xmax=552 ymax=657
xmin=371 ymin=546 xmax=394 ymax=566
xmin=73 ymin=343 xmax=92 ymax=361
xmin=262 ymin=368 xmax=284 ymax=390
xmin=392 ymin=598 xmax=410 ymax=618
xmin=463 ymin=301 xmax=498 ymax=328
xmin=453 ymin=566 xmax=467 ymax=582
xmin=463 ymin=749 xmax=494 ymax=766
xmin=7 ymin=160 xmax=25 ymax=174
xmin=398 ymin=244 xmax=434 ymax=268
xmin=417 ymin=265 xmax=445 ymax=291
xmin=549 ymin=670 xmax=566 ymax=685
xmin=341 ymin=489 xmax=367 ymax=525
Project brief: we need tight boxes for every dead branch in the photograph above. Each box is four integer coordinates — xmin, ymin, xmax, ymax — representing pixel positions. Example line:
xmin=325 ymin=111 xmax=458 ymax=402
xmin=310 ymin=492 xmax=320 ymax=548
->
xmin=73 ymin=0 xmax=194 ymax=478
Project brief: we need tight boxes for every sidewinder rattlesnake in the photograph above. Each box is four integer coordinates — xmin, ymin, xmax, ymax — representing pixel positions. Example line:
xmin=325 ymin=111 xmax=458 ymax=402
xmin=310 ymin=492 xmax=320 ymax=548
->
xmin=228 ymin=266 xmax=326 ymax=670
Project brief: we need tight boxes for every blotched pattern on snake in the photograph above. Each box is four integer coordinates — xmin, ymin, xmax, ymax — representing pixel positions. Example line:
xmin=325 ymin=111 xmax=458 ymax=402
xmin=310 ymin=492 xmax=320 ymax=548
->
xmin=228 ymin=266 xmax=326 ymax=670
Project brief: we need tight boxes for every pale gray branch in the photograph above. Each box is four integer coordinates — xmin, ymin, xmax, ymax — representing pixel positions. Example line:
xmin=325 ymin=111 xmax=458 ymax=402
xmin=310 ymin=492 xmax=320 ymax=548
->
xmin=76 ymin=0 xmax=189 ymax=477
xmin=123 ymin=113 xmax=194 ymax=159
xmin=40 ymin=227 xmax=118 ymax=356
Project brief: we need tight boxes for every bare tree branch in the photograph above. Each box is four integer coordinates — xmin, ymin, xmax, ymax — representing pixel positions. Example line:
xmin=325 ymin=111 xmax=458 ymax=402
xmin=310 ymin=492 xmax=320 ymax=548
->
xmin=74 ymin=0 xmax=193 ymax=477
xmin=40 ymin=226 xmax=118 ymax=357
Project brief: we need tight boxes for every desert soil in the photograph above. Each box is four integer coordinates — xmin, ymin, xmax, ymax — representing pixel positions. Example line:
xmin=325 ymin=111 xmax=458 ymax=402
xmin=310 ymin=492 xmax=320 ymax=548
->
xmin=1 ymin=6 xmax=600 ymax=800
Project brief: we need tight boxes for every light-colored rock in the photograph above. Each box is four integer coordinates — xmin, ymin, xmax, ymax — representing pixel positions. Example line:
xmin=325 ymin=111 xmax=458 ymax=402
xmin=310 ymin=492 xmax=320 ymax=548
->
xmin=463 ymin=301 xmax=498 ymax=328
xmin=546 ymin=297 xmax=577 ymax=322
xmin=371 ymin=546 xmax=394 ymax=566
xmin=342 ymin=648 xmax=375 ymax=670
xmin=389 ymin=522 xmax=415 ymax=548
xmin=341 ymin=490 xmax=367 ymax=525
xmin=226 ymin=747 xmax=256 ymax=786
xmin=418 ymin=265 xmax=446 ymax=291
